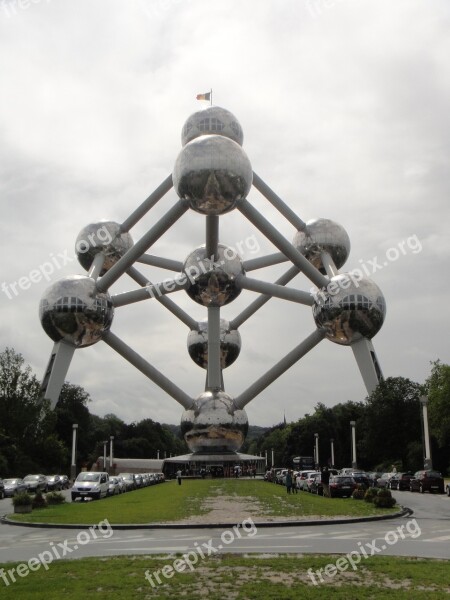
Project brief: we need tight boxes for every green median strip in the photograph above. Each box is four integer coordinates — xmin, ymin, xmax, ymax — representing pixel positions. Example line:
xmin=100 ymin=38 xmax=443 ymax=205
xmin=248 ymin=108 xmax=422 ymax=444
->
xmin=9 ymin=480 xmax=397 ymax=525
xmin=0 ymin=554 xmax=448 ymax=599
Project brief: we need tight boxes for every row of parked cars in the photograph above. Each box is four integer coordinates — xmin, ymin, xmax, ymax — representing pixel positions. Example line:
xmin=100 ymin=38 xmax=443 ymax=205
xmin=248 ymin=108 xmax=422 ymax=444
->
xmin=71 ymin=471 xmax=165 ymax=502
xmin=266 ymin=467 xmax=449 ymax=497
xmin=0 ymin=474 xmax=71 ymax=498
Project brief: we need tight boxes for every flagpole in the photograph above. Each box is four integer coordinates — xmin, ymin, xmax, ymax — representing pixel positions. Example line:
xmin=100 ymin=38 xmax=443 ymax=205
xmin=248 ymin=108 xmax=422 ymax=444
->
xmin=210 ymin=88 xmax=213 ymax=106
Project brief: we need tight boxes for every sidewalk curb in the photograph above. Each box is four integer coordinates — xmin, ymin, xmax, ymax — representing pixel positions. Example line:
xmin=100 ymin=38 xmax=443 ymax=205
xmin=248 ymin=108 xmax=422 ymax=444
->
xmin=0 ymin=506 xmax=413 ymax=530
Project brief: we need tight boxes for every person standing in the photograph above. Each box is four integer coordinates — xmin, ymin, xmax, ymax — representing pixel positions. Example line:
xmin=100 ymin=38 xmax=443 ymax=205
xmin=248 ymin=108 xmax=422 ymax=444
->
xmin=321 ymin=466 xmax=330 ymax=497
xmin=285 ymin=470 xmax=293 ymax=494
xmin=176 ymin=469 xmax=182 ymax=485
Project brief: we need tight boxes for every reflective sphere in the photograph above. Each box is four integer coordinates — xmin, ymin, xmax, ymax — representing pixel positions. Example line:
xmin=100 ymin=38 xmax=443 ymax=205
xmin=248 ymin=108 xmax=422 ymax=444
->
xmin=183 ymin=244 xmax=244 ymax=306
xmin=181 ymin=390 xmax=248 ymax=452
xmin=76 ymin=221 xmax=133 ymax=275
xmin=173 ymin=135 xmax=252 ymax=215
xmin=313 ymin=274 xmax=386 ymax=345
xmin=293 ymin=218 xmax=350 ymax=274
xmin=39 ymin=275 xmax=114 ymax=347
xmin=187 ymin=319 xmax=241 ymax=369
xmin=181 ymin=106 xmax=244 ymax=146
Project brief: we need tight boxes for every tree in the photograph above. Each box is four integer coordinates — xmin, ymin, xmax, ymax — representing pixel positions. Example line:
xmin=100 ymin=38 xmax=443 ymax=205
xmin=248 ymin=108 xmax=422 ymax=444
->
xmin=426 ymin=360 xmax=450 ymax=473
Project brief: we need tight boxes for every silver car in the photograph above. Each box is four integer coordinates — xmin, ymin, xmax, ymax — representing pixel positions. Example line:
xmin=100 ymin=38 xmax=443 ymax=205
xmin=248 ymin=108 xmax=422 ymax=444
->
xmin=71 ymin=472 xmax=109 ymax=501
xmin=3 ymin=478 xmax=27 ymax=497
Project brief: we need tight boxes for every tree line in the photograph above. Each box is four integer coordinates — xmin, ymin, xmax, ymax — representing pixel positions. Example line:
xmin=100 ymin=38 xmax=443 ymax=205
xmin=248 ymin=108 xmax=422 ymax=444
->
xmin=0 ymin=348 xmax=187 ymax=476
xmin=243 ymin=362 xmax=450 ymax=475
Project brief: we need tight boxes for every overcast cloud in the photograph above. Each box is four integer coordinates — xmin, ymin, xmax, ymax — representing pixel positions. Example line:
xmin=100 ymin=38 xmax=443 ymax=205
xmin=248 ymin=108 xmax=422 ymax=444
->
xmin=0 ymin=0 xmax=449 ymax=428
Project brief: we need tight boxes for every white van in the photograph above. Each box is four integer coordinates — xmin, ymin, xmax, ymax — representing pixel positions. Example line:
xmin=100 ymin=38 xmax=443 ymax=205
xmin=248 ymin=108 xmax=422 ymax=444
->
xmin=71 ymin=471 xmax=109 ymax=501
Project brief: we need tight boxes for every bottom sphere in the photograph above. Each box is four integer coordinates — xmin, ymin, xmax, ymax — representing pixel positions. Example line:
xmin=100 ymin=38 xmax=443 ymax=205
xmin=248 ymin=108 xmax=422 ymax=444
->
xmin=181 ymin=391 xmax=248 ymax=453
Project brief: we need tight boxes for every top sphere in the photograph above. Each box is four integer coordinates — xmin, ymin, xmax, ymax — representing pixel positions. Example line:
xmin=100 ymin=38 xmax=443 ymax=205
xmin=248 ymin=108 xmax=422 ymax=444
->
xmin=293 ymin=218 xmax=350 ymax=274
xmin=181 ymin=106 xmax=244 ymax=146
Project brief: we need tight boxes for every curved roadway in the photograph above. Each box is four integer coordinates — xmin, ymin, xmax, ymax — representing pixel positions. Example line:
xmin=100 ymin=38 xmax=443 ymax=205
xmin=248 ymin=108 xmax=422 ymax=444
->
xmin=0 ymin=489 xmax=449 ymax=564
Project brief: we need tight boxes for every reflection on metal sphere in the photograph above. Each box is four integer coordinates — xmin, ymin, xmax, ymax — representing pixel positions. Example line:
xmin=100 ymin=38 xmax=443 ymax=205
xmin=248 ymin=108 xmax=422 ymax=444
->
xmin=181 ymin=390 xmax=248 ymax=453
xmin=183 ymin=244 xmax=244 ymax=307
xmin=39 ymin=275 xmax=114 ymax=347
xmin=187 ymin=319 xmax=241 ymax=369
xmin=75 ymin=221 xmax=133 ymax=275
xmin=293 ymin=218 xmax=350 ymax=274
xmin=173 ymin=135 xmax=252 ymax=215
xmin=312 ymin=274 xmax=386 ymax=345
xmin=181 ymin=106 xmax=244 ymax=146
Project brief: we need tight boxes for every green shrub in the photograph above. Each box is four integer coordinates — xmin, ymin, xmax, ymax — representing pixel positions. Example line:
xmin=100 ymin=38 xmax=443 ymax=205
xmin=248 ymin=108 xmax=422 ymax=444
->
xmin=12 ymin=492 xmax=32 ymax=507
xmin=46 ymin=492 xmax=66 ymax=505
xmin=364 ymin=487 xmax=378 ymax=503
xmin=373 ymin=488 xmax=396 ymax=508
xmin=352 ymin=486 xmax=366 ymax=500
xmin=31 ymin=491 xmax=48 ymax=509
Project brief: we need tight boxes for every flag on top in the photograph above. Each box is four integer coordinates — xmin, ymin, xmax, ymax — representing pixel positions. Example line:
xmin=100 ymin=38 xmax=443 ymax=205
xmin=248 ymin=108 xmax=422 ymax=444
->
xmin=196 ymin=92 xmax=211 ymax=101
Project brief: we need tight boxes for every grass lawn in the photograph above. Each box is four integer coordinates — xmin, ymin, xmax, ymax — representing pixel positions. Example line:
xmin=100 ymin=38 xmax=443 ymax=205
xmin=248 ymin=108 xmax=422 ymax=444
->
xmin=9 ymin=480 xmax=397 ymax=525
xmin=0 ymin=554 xmax=448 ymax=599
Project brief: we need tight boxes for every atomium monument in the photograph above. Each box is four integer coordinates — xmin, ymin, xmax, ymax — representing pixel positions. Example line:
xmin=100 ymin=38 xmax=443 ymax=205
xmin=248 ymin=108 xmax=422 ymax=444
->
xmin=38 ymin=105 xmax=385 ymax=472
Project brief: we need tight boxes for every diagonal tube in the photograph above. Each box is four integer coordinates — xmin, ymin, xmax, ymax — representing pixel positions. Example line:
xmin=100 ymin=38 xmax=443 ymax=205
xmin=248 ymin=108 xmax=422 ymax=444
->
xmin=103 ymin=330 xmax=193 ymax=410
xmin=238 ymin=199 xmax=329 ymax=289
xmin=120 ymin=174 xmax=173 ymax=233
xmin=136 ymin=254 xmax=184 ymax=271
xmin=234 ymin=328 xmax=326 ymax=409
xmin=236 ymin=275 xmax=314 ymax=306
xmin=97 ymin=199 xmax=188 ymax=292
xmin=243 ymin=252 xmax=288 ymax=272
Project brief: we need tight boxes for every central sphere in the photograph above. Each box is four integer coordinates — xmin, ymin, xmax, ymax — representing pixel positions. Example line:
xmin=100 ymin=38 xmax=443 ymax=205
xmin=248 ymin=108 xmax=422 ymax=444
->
xmin=181 ymin=390 xmax=248 ymax=453
xmin=183 ymin=244 xmax=244 ymax=307
xmin=173 ymin=135 xmax=252 ymax=215
xmin=312 ymin=274 xmax=386 ymax=345
xmin=187 ymin=319 xmax=241 ymax=369
xmin=39 ymin=275 xmax=114 ymax=348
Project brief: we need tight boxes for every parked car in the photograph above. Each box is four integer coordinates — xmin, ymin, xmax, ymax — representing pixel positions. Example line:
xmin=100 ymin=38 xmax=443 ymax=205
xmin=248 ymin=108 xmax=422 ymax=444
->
xmin=350 ymin=472 xmax=372 ymax=489
xmin=329 ymin=476 xmax=357 ymax=498
xmin=303 ymin=472 xmax=320 ymax=492
xmin=107 ymin=476 xmax=122 ymax=496
xmin=389 ymin=472 xmax=414 ymax=491
xmin=134 ymin=473 xmax=144 ymax=488
xmin=59 ymin=475 xmax=70 ymax=489
xmin=375 ymin=472 xmax=395 ymax=488
xmin=116 ymin=476 xmax=127 ymax=493
xmin=310 ymin=474 xmax=323 ymax=495
xmin=118 ymin=473 xmax=137 ymax=491
xmin=71 ymin=471 xmax=109 ymax=501
xmin=409 ymin=470 xmax=444 ymax=494
xmin=46 ymin=475 xmax=63 ymax=491
xmin=297 ymin=470 xmax=317 ymax=490
xmin=0 ymin=478 xmax=4 ymax=499
xmin=276 ymin=469 xmax=288 ymax=485
xmin=23 ymin=474 xmax=48 ymax=493
xmin=3 ymin=478 xmax=28 ymax=497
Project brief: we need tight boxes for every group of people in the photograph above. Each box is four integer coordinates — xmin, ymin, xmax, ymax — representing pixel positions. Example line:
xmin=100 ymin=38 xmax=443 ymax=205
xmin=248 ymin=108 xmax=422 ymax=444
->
xmin=285 ymin=466 xmax=331 ymax=497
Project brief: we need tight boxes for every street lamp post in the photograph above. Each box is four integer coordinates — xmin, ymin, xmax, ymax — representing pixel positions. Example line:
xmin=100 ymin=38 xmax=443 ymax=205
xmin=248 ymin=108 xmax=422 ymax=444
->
xmin=271 ymin=448 xmax=274 ymax=468
xmin=420 ymin=396 xmax=432 ymax=469
xmin=314 ymin=433 xmax=319 ymax=468
xmin=350 ymin=421 xmax=357 ymax=469
xmin=157 ymin=449 xmax=160 ymax=460
xmin=103 ymin=441 xmax=108 ymax=471
xmin=265 ymin=449 xmax=268 ymax=467
xmin=70 ymin=424 xmax=78 ymax=482
xmin=330 ymin=438 xmax=335 ymax=468
xmin=109 ymin=436 xmax=114 ymax=475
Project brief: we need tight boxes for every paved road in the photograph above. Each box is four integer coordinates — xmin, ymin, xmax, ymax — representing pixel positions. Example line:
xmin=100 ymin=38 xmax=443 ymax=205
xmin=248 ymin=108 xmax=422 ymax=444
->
xmin=0 ymin=489 xmax=449 ymax=564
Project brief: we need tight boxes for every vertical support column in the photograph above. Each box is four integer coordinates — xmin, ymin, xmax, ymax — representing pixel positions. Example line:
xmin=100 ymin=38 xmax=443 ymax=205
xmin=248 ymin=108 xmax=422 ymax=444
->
xmin=70 ymin=424 xmax=78 ymax=482
xmin=109 ymin=436 xmax=114 ymax=475
xmin=350 ymin=421 xmax=357 ymax=469
xmin=330 ymin=438 xmax=335 ymax=468
xmin=207 ymin=306 xmax=222 ymax=390
xmin=103 ymin=441 xmax=108 ymax=471
xmin=314 ymin=433 xmax=319 ymax=468
xmin=420 ymin=396 xmax=432 ymax=469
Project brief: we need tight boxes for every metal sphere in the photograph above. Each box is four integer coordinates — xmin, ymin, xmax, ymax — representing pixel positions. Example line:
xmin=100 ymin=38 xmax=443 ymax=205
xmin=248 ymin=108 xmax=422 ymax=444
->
xmin=312 ymin=274 xmax=386 ymax=345
xmin=181 ymin=106 xmax=244 ymax=146
xmin=183 ymin=244 xmax=244 ymax=307
xmin=39 ymin=275 xmax=114 ymax=348
xmin=187 ymin=319 xmax=241 ymax=369
xmin=293 ymin=218 xmax=350 ymax=274
xmin=173 ymin=135 xmax=253 ymax=215
xmin=180 ymin=390 xmax=248 ymax=453
xmin=75 ymin=221 xmax=133 ymax=275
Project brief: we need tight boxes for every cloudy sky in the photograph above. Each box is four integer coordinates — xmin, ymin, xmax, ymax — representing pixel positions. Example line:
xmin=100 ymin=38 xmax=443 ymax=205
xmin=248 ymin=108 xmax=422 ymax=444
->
xmin=0 ymin=0 xmax=448 ymax=430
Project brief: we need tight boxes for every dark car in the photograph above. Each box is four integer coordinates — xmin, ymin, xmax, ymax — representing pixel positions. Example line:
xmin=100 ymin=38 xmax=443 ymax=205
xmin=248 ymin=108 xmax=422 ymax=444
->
xmin=46 ymin=475 xmax=62 ymax=491
xmin=350 ymin=472 xmax=371 ymax=489
xmin=59 ymin=475 xmax=70 ymax=489
xmin=3 ymin=478 xmax=27 ymax=497
xmin=375 ymin=472 xmax=395 ymax=488
xmin=410 ymin=470 xmax=444 ymax=494
xmin=0 ymin=478 xmax=4 ymax=499
xmin=389 ymin=472 xmax=414 ymax=491
xmin=329 ymin=476 xmax=357 ymax=498
xmin=23 ymin=474 xmax=48 ymax=493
